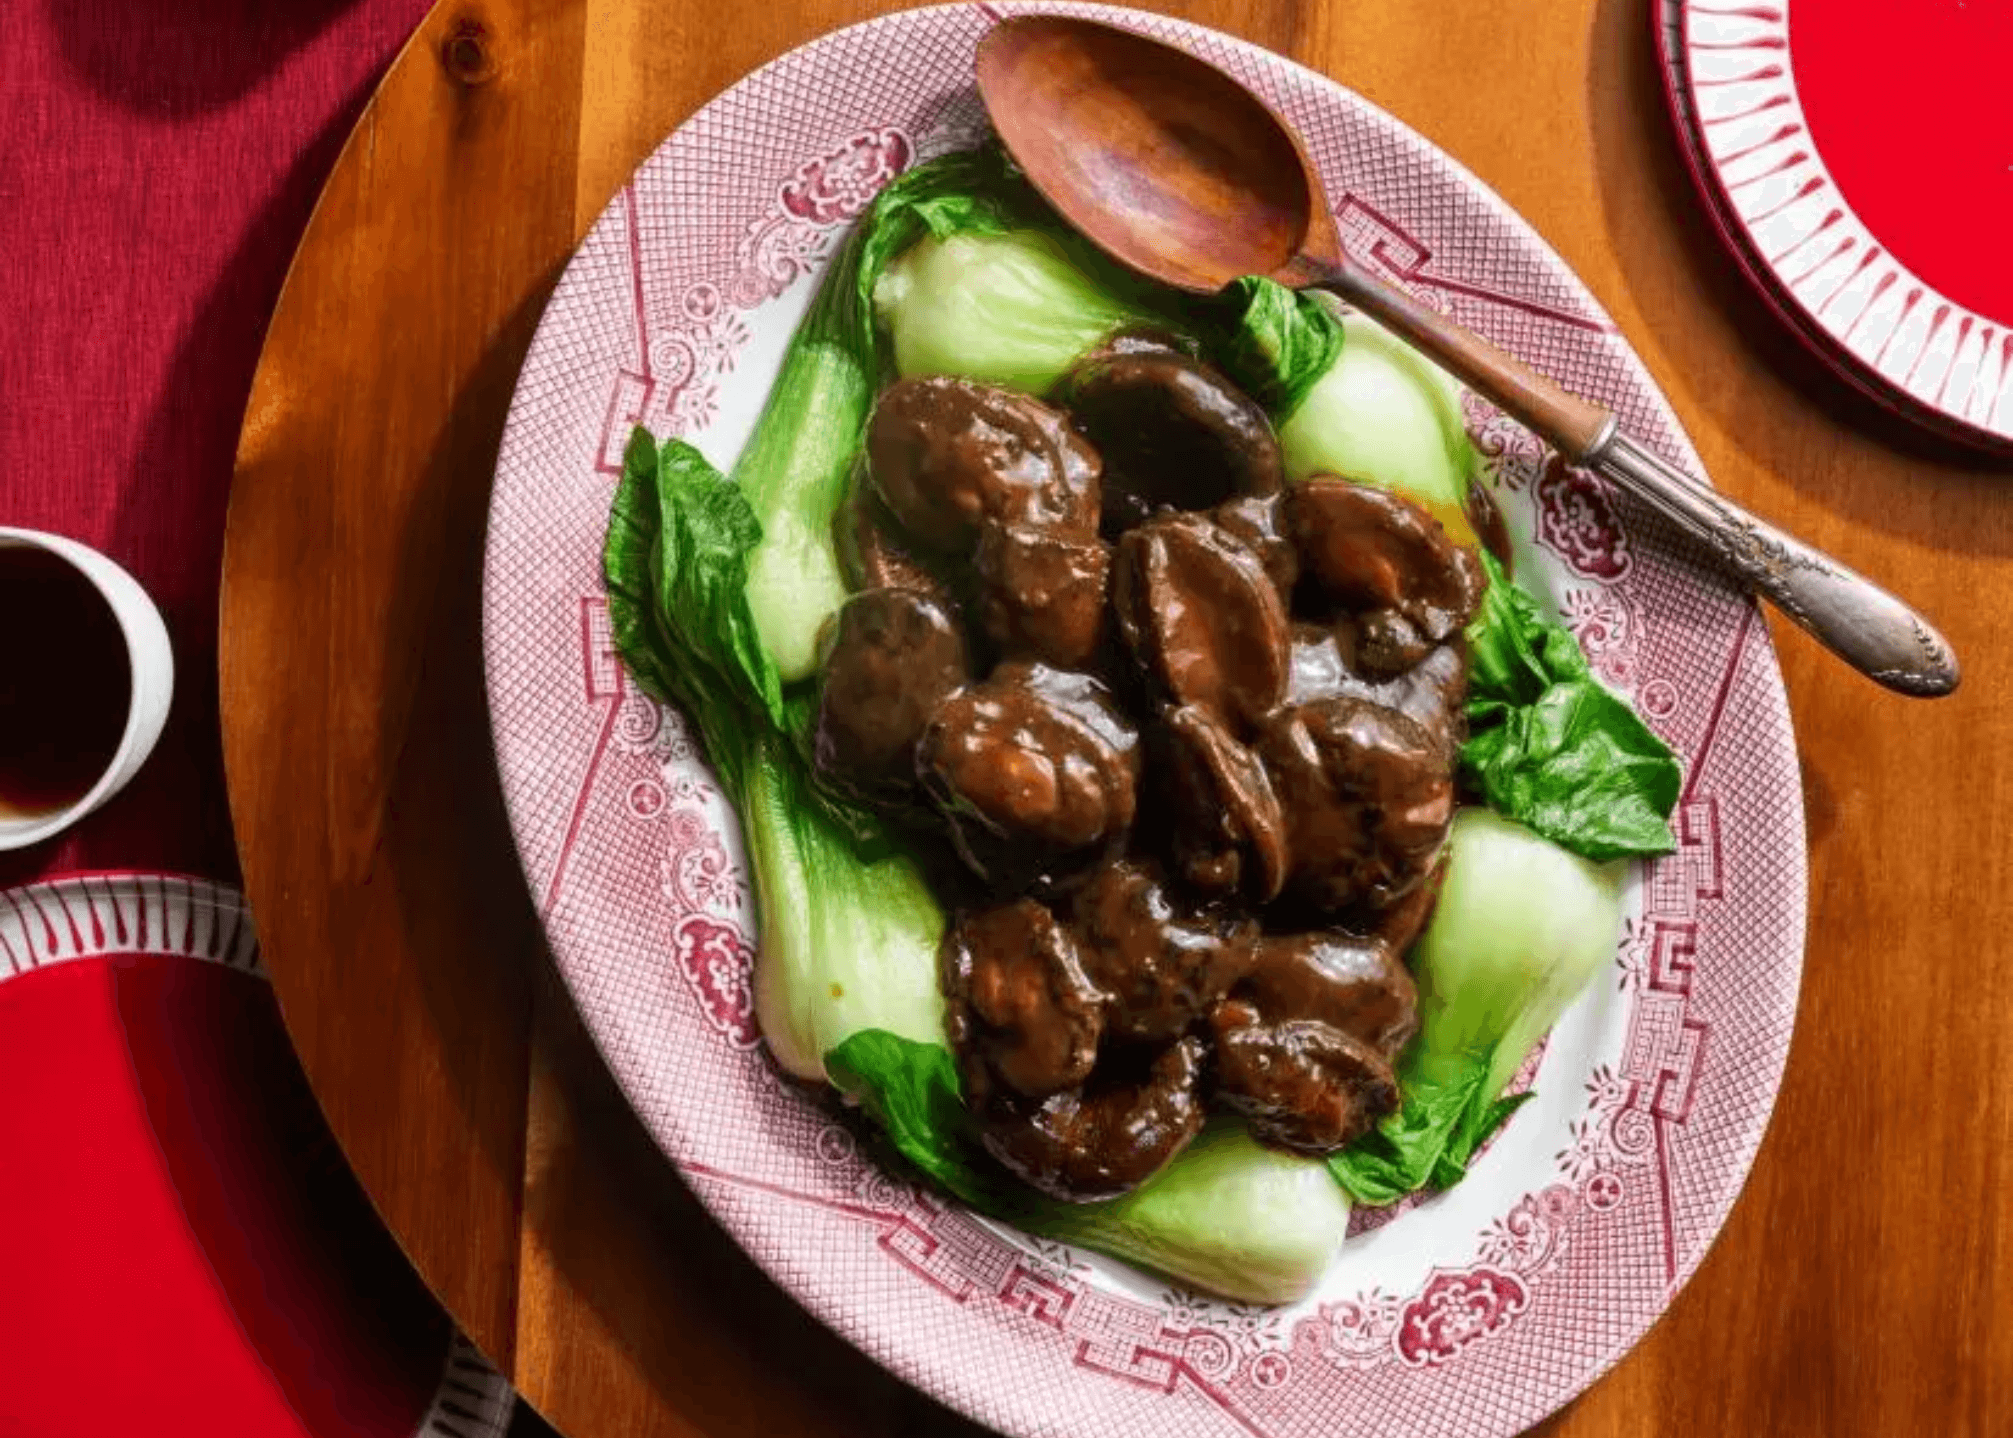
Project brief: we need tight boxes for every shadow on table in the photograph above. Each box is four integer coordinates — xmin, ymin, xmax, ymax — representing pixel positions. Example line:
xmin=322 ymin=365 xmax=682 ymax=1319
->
xmin=1583 ymin=0 xmax=2013 ymax=558
xmin=374 ymin=273 xmax=559 ymax=1292
xmin=43 ymin=0 xmax=372 ymax=118
xmin=95 ymin=87 xmax=384 ymax=890
xmin=508 ymin=1404 xmax=562 ymax=1438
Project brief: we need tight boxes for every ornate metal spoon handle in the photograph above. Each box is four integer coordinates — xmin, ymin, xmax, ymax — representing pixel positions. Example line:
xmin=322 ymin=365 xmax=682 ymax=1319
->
xmin=1591 ymin=429 xmax=1960 ymax=697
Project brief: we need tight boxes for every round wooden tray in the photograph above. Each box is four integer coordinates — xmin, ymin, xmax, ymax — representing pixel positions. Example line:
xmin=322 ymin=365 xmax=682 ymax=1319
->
xmin=220 ymin=2 xmax=2012 ymax=1436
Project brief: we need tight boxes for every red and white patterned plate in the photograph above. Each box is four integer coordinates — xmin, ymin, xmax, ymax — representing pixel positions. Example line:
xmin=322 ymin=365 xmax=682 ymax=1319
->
xmin=1664 ymin=0 xmax=2013 ymax=450
xmin=0 ymin=874 xmax=516 ymax=1438
xmin=481 ymin=6 xmax=1807 ymax=1435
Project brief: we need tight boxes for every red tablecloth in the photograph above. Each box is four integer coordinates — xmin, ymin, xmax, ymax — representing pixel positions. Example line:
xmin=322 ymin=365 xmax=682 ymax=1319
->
xmin=0 ymin=0 xmax=434 ymax=886
xmin=0 ymin=10 xmax=517 ymax=1436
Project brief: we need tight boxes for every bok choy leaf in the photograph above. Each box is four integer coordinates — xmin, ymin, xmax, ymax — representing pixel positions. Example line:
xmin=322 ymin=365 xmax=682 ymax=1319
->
xmin=1210 ymin=275 xmax=1346 ymax=418
xmin=1462 ymin=552 xmax=1681 ymax=862
xmin=605 ymin=432 xmax=945 ymax=1079
xmin=605 ymin=429 xmax=785 ymax=776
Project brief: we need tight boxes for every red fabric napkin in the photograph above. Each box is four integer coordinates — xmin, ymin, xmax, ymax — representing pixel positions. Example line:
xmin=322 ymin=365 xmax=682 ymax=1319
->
xmin=0 ymin=0 xmax=433 ymax=887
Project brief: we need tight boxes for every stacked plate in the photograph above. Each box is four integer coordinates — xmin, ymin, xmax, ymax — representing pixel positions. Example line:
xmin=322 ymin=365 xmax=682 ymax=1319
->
xmin=1657 ymin=0 xmax=2013 ymax=450
xmin=0 ymin=875 xmax=515 ymax=1438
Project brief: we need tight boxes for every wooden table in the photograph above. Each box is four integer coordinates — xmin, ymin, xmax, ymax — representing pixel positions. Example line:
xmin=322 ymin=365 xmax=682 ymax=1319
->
xmin=220 ymin=2 xmax=2013 ymax=1434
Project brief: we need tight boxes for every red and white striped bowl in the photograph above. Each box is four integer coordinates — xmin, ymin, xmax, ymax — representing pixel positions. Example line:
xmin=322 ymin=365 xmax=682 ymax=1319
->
xmin=0 ymin=873 xmax=516 ymax=1438
xmin=1660 ymin=0 xmax=2013 ymax=450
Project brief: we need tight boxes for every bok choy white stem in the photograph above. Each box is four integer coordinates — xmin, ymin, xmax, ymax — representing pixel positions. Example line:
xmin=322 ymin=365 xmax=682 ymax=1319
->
xmin=1212 ymin=277 xmax=1481 ymax=542
xmin=874 ymin=228 xmax=1171 ymax=394
xmin=1327 ymin=807 xmax=1627 ymax=1205
xmin=743 ymin=734 xmax=946 ymax=1078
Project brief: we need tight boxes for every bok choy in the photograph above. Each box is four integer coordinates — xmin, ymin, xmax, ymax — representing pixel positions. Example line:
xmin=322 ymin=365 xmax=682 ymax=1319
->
xmin=1025 ymin=1122 xmax=1352 ymax=1304
xmin=876 ymin=228 xmax=1169 ymax=394
xmin=1328 ymin=807 xmax=1627 ymax=1205
xmin=1463 ymin=551 xmax=1681 ymax=861
xmin=734 ymin=148 xmax=1060 ymax=680
xmin=731 ymin=146 xmax=1187 ymax=679
xmin=826 ymin=1030 xmax=1349 ymax=1304
xmin=604 ymin=433 xmax=946 ymax=1079
xmin=1216 ymin=277 xmax=1681 ymax=863
xmin=1212 ymin=280 xmax=1673 ymax=1204
xmin=603 ymin=139 xmax=1688 ymax=1299
xmin=1212 ymin=277 xmax=1480 ymax=544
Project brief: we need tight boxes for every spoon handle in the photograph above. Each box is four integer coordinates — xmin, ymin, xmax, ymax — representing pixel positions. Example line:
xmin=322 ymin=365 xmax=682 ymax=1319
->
xmin=1592 ymin=432 xmax=1959 ymax=696
xmin=1311 ymin=262 xmax=1960 ymax=698
xmin=1316 ymin=258 xmax=1616 ymax=461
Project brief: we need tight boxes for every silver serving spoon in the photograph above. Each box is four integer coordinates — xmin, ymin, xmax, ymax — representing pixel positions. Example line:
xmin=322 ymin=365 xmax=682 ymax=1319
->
xmin=976 ymin=15 xmax=1959 ymax=697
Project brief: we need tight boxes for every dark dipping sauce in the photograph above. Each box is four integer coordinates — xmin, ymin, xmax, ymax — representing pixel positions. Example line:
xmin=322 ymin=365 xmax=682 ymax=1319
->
xmin=0 ymin=546 xmax=130 ymax=820
xmin=815 ymin=358 xmax=1486 ymax=1201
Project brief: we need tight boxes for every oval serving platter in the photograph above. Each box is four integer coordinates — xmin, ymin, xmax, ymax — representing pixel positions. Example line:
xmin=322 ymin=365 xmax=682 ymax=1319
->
xmin=482 ymin=6 xmax=1806 ymax=1435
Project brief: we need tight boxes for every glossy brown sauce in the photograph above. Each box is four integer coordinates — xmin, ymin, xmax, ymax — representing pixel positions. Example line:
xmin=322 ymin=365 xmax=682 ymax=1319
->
xmin=1465 ymin=480 xmax=1514 ymax=575
xmin=814 ymin=358 xmax=1486 ymax=1200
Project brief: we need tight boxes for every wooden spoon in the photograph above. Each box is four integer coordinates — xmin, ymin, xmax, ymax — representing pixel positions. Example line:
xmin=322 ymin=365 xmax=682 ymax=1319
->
xmin=976 ymin=15 xmax=1959 ymax=698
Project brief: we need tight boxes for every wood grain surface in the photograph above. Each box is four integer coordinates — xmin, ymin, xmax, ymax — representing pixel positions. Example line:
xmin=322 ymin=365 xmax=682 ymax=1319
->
xmin=220 ymin=2 xmax=2013 ymax=1436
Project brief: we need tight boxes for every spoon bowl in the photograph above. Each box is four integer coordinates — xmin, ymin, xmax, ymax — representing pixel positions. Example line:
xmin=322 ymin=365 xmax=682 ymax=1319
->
xmin=977 ymin=15 xmax=1331 ymax=291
